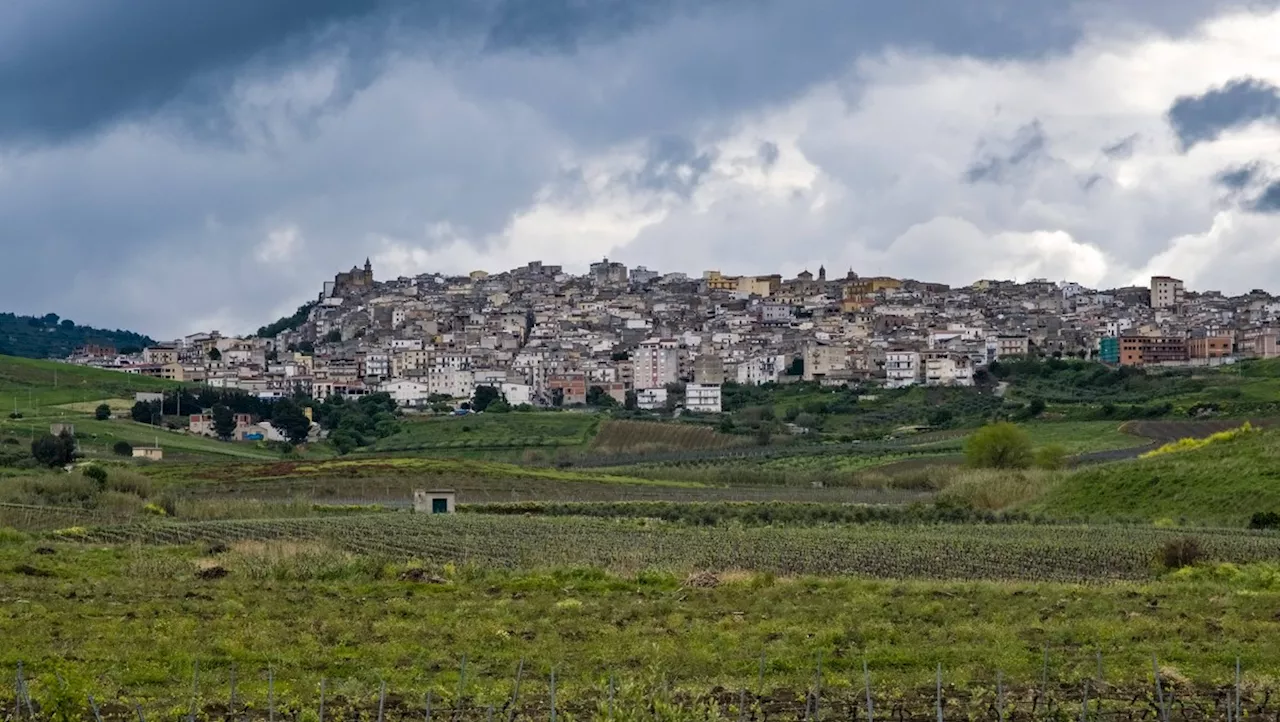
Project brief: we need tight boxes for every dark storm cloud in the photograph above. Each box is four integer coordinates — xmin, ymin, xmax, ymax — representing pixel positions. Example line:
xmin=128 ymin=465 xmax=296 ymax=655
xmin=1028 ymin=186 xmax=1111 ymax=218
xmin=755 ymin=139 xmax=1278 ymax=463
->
xmin=2 ymin=0 xmax=1247 ymax=147
xmin=1215 ymin=162 xmax=1267 ymax=190
xmin=0 ymin=0 xmax=695 ymax=145
xmin=964 ymin=120 xmax=1048 ymax=183
xmin=0 ymin=0 xmax=1271 ymax=336
xmin=1167 ymin=77 xmax=1280 ymax=151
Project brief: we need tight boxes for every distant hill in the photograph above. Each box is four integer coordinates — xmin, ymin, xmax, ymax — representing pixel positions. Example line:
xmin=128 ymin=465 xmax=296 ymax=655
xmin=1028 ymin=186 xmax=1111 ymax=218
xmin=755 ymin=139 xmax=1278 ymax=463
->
xmin=0 ymin=312 xmax=154 ymax=359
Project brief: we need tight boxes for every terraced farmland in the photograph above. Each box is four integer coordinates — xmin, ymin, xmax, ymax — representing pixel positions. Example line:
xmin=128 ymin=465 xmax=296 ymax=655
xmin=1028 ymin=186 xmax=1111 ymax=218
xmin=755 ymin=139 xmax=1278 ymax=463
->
xmin=74 ymin=514 xmax=1280 ymax=582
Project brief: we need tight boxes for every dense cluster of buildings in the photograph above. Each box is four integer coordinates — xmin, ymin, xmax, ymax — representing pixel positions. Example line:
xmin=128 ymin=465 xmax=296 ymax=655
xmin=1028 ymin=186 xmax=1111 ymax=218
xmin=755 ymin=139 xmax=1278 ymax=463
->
xmin=63 ymin=260 xmax=1280 ymax=412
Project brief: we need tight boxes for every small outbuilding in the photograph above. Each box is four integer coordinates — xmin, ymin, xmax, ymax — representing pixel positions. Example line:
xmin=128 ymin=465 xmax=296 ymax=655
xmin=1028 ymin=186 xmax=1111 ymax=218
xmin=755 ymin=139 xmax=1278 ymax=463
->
xmin=132 ymin=446 xmax=164 ymax=461
xmin=50 ymin=423 xmax=76 ymax=436
xmin=413 ymin=489 xmax=456 ymax=514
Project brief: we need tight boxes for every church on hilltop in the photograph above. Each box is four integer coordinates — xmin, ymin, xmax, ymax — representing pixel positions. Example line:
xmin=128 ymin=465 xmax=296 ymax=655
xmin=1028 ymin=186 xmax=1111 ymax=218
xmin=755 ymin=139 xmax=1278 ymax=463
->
xmin=329 ymin=258 xmax=374 ymax=296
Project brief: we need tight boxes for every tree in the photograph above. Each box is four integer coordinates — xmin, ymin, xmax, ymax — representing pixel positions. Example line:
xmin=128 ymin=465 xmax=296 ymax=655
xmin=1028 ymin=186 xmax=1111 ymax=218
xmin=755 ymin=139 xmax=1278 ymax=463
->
xmin=212 ymin=404 xmax=237 ymax=441
xmin=31 ymin=431 xmax=77 ymax=468
xmin=927 ymin=408 xmax=953 ymax=427
xmin=112 ymin=440 xmax=133 ymax=456
xmin=586 ymin=386 xmax=619 ymax=408
xmin=551 ymin=388 xmax=565 ymax=407
xmin=1028 ymin=398 xmax=1047 ymax=417
xmin=786 ymin=357 xmax=804 ymax=377
xmin=208 ymin=347 xmax=222 ymax=361
xmin=624 ymin=390 xmax=638 ymax=411
xmin=473 ymin=385 xmax=502 ymax=412
xmin=131 ymin=400 xmax=160 ymax=425
xmin=272 ymin=399 xmax=312 ymax=445
xmin=94 ymin=403 xmax=112 ymax=421
xmin=964 ymin=422 xmax=1033 ymax=469
xmin=324 ymin=329 xmax=342 ymax=344
xmin=330 ymin=430 xmax=359 ymax=455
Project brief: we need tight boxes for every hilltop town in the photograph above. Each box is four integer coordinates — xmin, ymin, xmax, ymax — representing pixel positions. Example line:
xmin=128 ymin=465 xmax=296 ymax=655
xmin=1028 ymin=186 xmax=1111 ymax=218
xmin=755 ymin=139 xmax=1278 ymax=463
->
xmin=61 ymin=258 xmax=1277 ymax=413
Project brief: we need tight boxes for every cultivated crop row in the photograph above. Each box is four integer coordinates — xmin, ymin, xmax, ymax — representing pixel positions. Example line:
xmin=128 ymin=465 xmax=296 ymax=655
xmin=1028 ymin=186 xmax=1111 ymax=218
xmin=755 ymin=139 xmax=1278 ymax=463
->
xmin=73 ymin=515 xmax=1280 ymax=582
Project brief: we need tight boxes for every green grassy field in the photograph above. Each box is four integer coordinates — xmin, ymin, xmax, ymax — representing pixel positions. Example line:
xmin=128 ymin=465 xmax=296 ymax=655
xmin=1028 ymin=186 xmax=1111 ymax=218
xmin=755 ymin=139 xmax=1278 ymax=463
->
xmin=1032 ymin=426 xmax=1280 ymax=525
xmin=1018 ymin=420 xmax=1147 ymax=454
xmin=373 ymin=412 xmax=600 ymax=452
xmin=3 ymin=536 xmax=1280 ymax=719
xmin=0 ymin=354 xmax=174 ymax=409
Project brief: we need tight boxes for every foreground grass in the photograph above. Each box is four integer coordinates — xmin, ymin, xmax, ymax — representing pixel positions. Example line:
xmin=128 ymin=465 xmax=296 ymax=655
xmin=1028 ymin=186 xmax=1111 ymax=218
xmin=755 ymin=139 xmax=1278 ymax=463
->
xmin=1 ymin=539 xmax=1279 ymax=719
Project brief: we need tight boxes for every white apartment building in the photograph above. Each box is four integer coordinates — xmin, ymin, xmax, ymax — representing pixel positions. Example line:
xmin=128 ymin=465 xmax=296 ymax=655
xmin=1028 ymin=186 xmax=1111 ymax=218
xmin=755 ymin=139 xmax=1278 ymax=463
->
xmin=381 ymin=380 xmax=431 ymax=407
xmin=427 ymin=368 xmax=475 ymax=400
xmin=500 ymin=382 xmax=534 ymax=406
xmin=684 ymin=383 xmax=722 ymax=413
xmin=363 ymin=352 xmax=390 ymax=381
xmin=885 ymin=350 xmax=920 ymax=388
xmin=736 ymin=354 xmax=788 ymax=385
xmin=634 ymin=338 xmax=682 ymax=390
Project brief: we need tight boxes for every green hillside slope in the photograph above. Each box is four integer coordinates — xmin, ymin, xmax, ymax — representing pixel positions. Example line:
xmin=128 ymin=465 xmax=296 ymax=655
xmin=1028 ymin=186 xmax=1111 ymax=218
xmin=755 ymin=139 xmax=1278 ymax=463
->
xmin=0 ymin=354 xmax=174 ymax=409
xmin=1034 ymin=428 xmax=1280 ymax=525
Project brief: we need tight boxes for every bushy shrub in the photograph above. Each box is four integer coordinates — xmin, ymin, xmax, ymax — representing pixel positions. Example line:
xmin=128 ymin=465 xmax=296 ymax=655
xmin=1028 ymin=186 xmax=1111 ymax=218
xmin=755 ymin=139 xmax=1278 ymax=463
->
xmin=1033 ymin=444 xmax=1068 ymax=470
xmin=112 ymin=440 xmax=133 ymax=456
xmin=82 ymin=465 xmax=108 ymax=488
xmin=1249 ymin=511 xmax=1280 ymax=530
xmin=964 ymin=423 xmax=1033 ymax=469
xmin=1160 ymin=536 xmax=1203 ymax=570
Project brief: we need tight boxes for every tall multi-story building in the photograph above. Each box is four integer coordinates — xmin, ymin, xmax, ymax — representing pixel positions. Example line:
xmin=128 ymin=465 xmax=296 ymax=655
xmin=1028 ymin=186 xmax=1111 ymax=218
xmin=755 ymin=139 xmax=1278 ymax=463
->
xmin=1150 ymin=276 xmax=1185 ymax=310
xmin=1120 ymin=335 xmax=1187 ymax=366
xmin=634 ymin=338 xmax=682 ymax=390
xmin=885 ymin=350 xmax=920 ymax=388
xmin=692 ymin=354 xmax=725 ymax=385
xmin=803 ymin=342 xmax=848 ymax=381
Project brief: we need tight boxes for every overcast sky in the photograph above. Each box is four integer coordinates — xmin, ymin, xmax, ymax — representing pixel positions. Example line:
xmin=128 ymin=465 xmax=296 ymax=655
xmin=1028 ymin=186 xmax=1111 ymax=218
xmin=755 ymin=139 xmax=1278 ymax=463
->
xmin=4 ymin=0 xmax=1280 ymax=339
